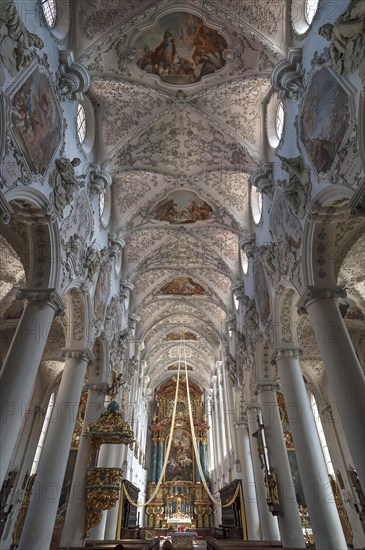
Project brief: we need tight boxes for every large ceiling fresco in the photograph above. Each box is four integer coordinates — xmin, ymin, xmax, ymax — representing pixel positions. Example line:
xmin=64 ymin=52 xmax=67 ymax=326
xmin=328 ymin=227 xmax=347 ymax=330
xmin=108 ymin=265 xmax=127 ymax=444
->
xmin=72 ymin=0 xmax=286 ymax=391
xmin=135 ymin=12 xmax=228 ymax=84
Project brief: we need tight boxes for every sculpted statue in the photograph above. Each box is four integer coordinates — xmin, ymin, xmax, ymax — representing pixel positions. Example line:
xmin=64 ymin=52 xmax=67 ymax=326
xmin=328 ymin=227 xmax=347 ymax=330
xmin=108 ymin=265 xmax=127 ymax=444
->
xmin=242 ymin=296 xmax=258 ymax=328
xmin=268 ymin=467 xmax=280 ymax=505
xmin=109 ymin=330 xmax=128 ymax=372
xmin=259 ymin=243 xmax=281 ymax=283
xmin=0 ymin=1 xmax=44 ymax=84
xmin=83 ymin=245 xmax=100 ymax=282
xmin=278 ymin=156 xmax=310 ymax=220
xmin=49 ymin=157 xmax=85 ymax=218
xmin=318 ymin=0 xmax=365 ymax=82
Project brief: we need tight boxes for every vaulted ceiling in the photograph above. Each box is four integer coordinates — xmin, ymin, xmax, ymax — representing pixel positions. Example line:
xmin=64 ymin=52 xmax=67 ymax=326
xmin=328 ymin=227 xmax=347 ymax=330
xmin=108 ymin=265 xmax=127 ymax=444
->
xmin=72 ymin=0 xmax=287 ymax=390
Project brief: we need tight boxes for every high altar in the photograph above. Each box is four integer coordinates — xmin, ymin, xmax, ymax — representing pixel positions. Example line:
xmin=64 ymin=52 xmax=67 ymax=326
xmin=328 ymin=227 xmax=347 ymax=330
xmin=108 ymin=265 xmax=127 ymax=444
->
xmin=145 ymin=377 xmax=212 ymax=530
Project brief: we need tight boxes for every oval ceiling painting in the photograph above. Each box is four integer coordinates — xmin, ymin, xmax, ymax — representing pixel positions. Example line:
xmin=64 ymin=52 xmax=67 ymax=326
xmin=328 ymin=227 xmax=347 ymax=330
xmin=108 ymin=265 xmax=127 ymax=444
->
xmin=152 ymin=190 xmax=213 ymax=224
xmin=135 ymin=12 xmax=227 ymax=85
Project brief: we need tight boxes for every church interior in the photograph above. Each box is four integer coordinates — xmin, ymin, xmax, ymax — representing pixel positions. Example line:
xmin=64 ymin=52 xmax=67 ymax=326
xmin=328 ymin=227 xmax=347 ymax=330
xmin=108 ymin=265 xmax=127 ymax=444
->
xmin=0 ymin=0 xmax=364 ymax=549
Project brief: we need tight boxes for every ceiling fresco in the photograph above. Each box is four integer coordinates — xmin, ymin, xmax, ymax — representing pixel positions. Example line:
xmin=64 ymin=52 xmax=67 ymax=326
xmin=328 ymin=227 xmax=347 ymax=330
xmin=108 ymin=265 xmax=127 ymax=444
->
xmin=134 ymin=12 xmax=228 ymax=84
xmin=159 ymin=276 xmax=206 ymax=295
xmin=72 ymin=0 xmax=286 ymax=390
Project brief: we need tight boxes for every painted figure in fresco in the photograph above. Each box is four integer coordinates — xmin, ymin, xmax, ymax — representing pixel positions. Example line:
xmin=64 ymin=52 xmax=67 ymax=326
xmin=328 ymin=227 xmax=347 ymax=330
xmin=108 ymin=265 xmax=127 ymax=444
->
xmin=318 ymin=0 xmax=365 ymax=78
xmin=0 ymin=1 xmax=44 ymax=84
xmin=151 ymin=29 xmax=184 ymax=74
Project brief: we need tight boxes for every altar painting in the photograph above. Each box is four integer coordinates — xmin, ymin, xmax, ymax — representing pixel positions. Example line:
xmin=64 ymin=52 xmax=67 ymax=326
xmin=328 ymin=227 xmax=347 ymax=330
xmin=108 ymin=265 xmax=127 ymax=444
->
xmin=10 ymin=66 xmax=62 ymax=175
xmin=166 ymin=429 xmax=193 ymax=481
xmin=135 ymin=12 xmax=227 ymax=85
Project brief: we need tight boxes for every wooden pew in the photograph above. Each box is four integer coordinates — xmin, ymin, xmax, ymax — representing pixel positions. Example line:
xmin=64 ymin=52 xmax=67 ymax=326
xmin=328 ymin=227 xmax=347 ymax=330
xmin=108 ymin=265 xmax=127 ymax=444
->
xmin=206 ymin=538 xmax=284 ymax=550
xmin=84 ymin=537 xmax=160 ymax=550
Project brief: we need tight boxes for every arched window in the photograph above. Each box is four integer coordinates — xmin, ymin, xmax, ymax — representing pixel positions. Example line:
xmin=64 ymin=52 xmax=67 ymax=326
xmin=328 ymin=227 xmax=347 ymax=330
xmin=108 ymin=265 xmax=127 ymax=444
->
xmin=76 ymin=103 xmax=86 ymax=144
xmin=240 ymin=250 xmax=248 ymax=274
xmin=291 ymin=0 xmax=319 ymax=34
xmin=99 ymin=191 xmax=105 ymax=217
xmin=251 ymin=187 xmax=263 ymax=225
xmin=41 ymin=0 xmax=57 ymax=28
xmin=305 ymin=0 xmax=319 ymax=25
xmin=267 ymin=96 xmax=285 ymax=149
xmin=275 ymin=102 xmax=284 ymax=142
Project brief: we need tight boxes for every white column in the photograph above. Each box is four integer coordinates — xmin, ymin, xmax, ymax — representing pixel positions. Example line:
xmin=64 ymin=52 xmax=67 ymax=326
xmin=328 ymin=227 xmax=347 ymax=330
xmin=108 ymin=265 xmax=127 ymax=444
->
xmin=88 ymin=510 xmax=108 ymax=541
xmin=60 ymin=384 xmax=108 ymax=547
xmin=217 ymin=369 xmax=228 ymax=462
xmin=258 ymin=385 xmax=306 ymax=548
xmin=298 ymin=288 xmax=365 ymax=491
xmin=236 ymin=422 xmax=261 ymax=540
xmin=104 ymin=444 xmax=128 ymax=539
xmin=0 ymin=289 xmax=64 ymax=487
xmin=221 ymin=364 xmax=234 ymax=453
xmin=275 ymin=348 xmax=347 ymax=549
xmin=246 ymin=404 xmax=280 ymax=541
xmin=18 ymin=348 xmax=93 ymax=550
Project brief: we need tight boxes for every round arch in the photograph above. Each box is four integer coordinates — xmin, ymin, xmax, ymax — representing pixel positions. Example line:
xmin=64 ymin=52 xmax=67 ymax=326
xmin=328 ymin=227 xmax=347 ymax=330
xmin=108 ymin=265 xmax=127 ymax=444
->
xmin=3 ymin=188 xmax=61 ymax=290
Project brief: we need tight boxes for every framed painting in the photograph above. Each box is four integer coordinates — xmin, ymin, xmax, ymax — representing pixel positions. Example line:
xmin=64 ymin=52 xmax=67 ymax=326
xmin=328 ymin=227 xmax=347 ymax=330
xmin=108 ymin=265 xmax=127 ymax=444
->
xmin=8 ymin=62 xmax=62 ymax=176
xmin=299 ymin=67 xmax=354 ymax=175
xmin=165 ymin=428 xmax=193 ymax=482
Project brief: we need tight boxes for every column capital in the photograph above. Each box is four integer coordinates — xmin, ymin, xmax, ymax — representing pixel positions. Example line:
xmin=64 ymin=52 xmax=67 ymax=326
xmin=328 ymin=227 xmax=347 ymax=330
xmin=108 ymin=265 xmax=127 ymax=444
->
xmin=58 ymin=50 xmax=91 ymax=100
xmin=16 ymin=288 xmax=65 ymax=316
xmin=246 ymin=402 xmax=260 ymax=413
xmin=234 ymin=420 xmax=248 ymax=429
xmin=84 ymin=382 xmax=109 ymax=392
xmin=62 ymin=348 xmax=95 ymax=364
xmin=257 ymin=383 xmax=280 ymax=393
xmin=297 ymin=286 xmax=347 ymax=314
xmin=271 ymin=47 xmax=303 ymax=99
xmin=273 ymin=347 xmax=303 ymax=362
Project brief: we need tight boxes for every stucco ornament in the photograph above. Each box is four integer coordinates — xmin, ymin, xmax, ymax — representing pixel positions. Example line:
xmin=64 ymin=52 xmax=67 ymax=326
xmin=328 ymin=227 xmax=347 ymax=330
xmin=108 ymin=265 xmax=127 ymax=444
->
xmin=278 ymin=156 xmax=311 ymax=220
xmin=318 ymin=0 xmax=365 ymax=88
xmin=49 ymin=157 xmax=86 ymax=219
